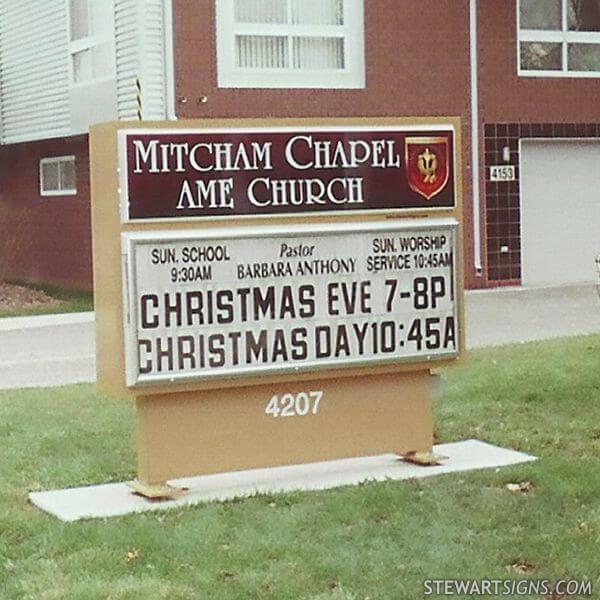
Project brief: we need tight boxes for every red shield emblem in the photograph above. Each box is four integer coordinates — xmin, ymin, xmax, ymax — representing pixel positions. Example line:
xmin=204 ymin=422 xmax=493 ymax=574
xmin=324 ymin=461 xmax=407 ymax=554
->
xmin=405 ymin=137 xmax=450 ymax=200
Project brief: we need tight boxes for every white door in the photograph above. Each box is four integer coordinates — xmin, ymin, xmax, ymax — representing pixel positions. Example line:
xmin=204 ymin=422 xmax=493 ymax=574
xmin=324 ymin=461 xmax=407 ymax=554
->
xmin=520 ymin=140 xmax=600 ymax=286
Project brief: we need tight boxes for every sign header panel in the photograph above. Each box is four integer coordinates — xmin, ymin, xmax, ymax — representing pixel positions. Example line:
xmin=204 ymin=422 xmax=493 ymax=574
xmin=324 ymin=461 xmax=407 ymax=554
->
xmin=119 ymin=126 xmax=456 ymax=221
xmin=123 ymin=220 xmax=459 ymax=387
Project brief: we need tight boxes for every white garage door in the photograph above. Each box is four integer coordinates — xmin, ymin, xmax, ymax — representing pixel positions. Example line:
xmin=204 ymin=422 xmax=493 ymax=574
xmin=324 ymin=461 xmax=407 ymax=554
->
xmin=520 ymin=140 xmax=600 ymax=287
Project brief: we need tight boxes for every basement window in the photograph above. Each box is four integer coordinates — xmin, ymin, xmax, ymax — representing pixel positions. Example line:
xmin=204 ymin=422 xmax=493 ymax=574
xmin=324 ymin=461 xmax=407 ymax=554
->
xmin=518 ymin=0 xmax=600 ymax=76
xmin=215 ymin=0 xmax=365 ymax=88
xmin=40 ymin=156 xmax=77 ymax=196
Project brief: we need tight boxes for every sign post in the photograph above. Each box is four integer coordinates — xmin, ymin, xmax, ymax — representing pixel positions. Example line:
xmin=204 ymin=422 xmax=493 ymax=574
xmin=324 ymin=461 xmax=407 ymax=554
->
xmin=90 ymin=118 xmax=463 ymax=496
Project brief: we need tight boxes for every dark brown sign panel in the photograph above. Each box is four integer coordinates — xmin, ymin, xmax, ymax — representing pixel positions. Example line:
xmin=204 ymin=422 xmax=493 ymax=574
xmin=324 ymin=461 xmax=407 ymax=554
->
xmin=119 ymin=126 xmax=455 ymax=221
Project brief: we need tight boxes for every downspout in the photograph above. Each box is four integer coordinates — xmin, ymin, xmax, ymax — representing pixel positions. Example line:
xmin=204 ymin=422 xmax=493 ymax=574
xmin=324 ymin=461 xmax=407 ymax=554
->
xmin=163 ymin=0 xmax=177 ymax=120
xmin=470 ymin=0 xmax=483 ymax=274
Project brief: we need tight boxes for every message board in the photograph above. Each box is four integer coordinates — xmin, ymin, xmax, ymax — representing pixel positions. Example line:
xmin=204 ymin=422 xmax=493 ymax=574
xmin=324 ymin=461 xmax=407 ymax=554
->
xmin=118 ymin=125 xmax=455 ymax=221
xmin=122 ymin=219 xmax=459 ymax=387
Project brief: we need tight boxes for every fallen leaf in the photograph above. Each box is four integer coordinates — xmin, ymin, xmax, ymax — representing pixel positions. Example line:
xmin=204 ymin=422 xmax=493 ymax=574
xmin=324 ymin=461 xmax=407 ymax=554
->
xmin=399 ymin=451 xmax=448 ymax=466
xmin=578 ymin=521 xmax=591 ymax=534
xmin=124 ymin=548 xmax=140 ymax=563
xmin=3 ymin=559 xmax=15 ymax=572
xmin=505 ymin=481 xmax=534 ymax=494
xmin=546 ymin=586 xmax=567 ymax=599
xmin=507 ymin=560 xmax=536 ymax=574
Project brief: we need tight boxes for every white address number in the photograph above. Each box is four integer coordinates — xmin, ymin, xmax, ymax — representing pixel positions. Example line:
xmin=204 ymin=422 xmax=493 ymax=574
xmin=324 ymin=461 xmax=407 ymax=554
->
xmin=265 ymin=391 xmax=323 ymax=418
xmin=489 ymin=165 xmax=516 ymax=182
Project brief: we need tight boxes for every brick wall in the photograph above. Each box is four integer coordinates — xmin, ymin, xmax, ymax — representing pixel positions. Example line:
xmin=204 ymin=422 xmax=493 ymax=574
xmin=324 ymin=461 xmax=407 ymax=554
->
xmin=478 ymin=0 xmax=600 ymax=124
xmin=10 ymin=3 xmax=594 ymax=291
xmin=477 ymin=0 xmax=600 ymax=286
xmin=0 ymin=135 xmax=92 ymax=291
xmin=171 ymin=0 xmax=478 ymax=286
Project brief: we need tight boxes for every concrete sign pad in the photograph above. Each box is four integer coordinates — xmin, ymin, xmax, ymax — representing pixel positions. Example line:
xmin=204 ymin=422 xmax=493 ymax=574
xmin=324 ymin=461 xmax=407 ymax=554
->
xmin=29 ymin=440 xmax=536 ymax=522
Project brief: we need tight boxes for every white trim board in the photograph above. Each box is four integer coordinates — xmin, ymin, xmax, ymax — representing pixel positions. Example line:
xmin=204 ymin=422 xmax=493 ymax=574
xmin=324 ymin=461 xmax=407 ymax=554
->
xmin=29 ymin=440 xmax=536 ymax=522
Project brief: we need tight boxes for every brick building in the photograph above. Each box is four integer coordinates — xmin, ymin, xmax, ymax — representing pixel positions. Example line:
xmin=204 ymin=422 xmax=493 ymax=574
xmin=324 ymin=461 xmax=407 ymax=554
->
xmin=1 ymin=0 xmax=599 ymax=291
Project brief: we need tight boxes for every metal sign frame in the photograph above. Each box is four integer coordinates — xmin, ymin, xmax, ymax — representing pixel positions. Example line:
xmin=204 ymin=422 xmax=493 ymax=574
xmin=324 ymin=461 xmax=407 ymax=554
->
xmin=121 ymin=218 xmax=460 ymax=387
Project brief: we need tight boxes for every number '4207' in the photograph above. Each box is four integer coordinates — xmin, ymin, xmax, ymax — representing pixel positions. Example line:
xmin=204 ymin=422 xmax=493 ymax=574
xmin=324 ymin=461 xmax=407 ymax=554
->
xmin=265 ymin=391 xmax=323 ymax=418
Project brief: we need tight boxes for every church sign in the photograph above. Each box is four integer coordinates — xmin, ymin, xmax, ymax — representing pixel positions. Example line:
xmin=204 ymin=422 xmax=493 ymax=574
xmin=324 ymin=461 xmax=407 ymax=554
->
xmin=119 ymin=126 xmax=455 ymax=221
xmin=91 ymin=117 xmax=463 ymax=490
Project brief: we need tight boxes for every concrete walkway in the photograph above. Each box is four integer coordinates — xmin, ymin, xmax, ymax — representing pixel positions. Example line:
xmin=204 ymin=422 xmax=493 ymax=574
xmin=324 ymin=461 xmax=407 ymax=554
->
xmin=1 ymin=284 xmax=599 ymax=390
xmin=466 ymin=284 xmax=600 ymax=348
xmin=0 ymin=312 xmax=95 ymax=390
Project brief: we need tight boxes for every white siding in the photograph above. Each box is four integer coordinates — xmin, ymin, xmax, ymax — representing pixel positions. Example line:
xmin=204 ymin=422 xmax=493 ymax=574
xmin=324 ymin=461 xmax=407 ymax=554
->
xmin=115 ymin=0 xmax=167 ymax=121
xmin=115 ymin=0 xmax=139 ymax=120
xmin=0 ymin=0 xmax=169 ymax=144
xmin=0 ymin=0 xmax=70 ymax=143
xmin=141 ymin=0 xmax=168 ymax=120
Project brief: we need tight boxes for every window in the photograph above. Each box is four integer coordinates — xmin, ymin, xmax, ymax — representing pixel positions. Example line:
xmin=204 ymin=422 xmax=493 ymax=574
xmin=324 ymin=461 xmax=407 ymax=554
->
xmin=215 ymin=0 xmax=365 ymax=88
xmin=68 ymin=0 xmax=115 ymax=85
xmin=40 ymin=157 xmax=77 ymax=196
xmin=518 ymin=0 xmax=600 ymax=76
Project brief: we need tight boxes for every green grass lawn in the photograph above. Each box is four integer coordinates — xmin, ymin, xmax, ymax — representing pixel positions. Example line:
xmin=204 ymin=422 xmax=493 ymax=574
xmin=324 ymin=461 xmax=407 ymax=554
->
xmin=1 ymin=336 xmax=599 ymax=599
xmin=0 ymin=282 xmax=93 ymax=319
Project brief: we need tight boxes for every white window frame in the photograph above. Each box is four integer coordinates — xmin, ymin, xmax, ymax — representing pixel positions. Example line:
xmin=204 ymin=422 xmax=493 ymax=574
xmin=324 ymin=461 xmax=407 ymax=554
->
xmin=518 ymin=0 xmax=600 ymax=77
xmin=215 ymin=0 xmax=365 ymax=88
xmin=67 ymin=0 xmax=115 ymax=87
xmin=39 ymin=156 xmax=77 ymax=197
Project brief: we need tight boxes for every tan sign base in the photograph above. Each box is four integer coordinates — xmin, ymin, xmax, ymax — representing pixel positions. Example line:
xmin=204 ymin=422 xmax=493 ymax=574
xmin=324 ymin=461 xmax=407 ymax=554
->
xmin=136 ymin=370 xmax=435 ymax=487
